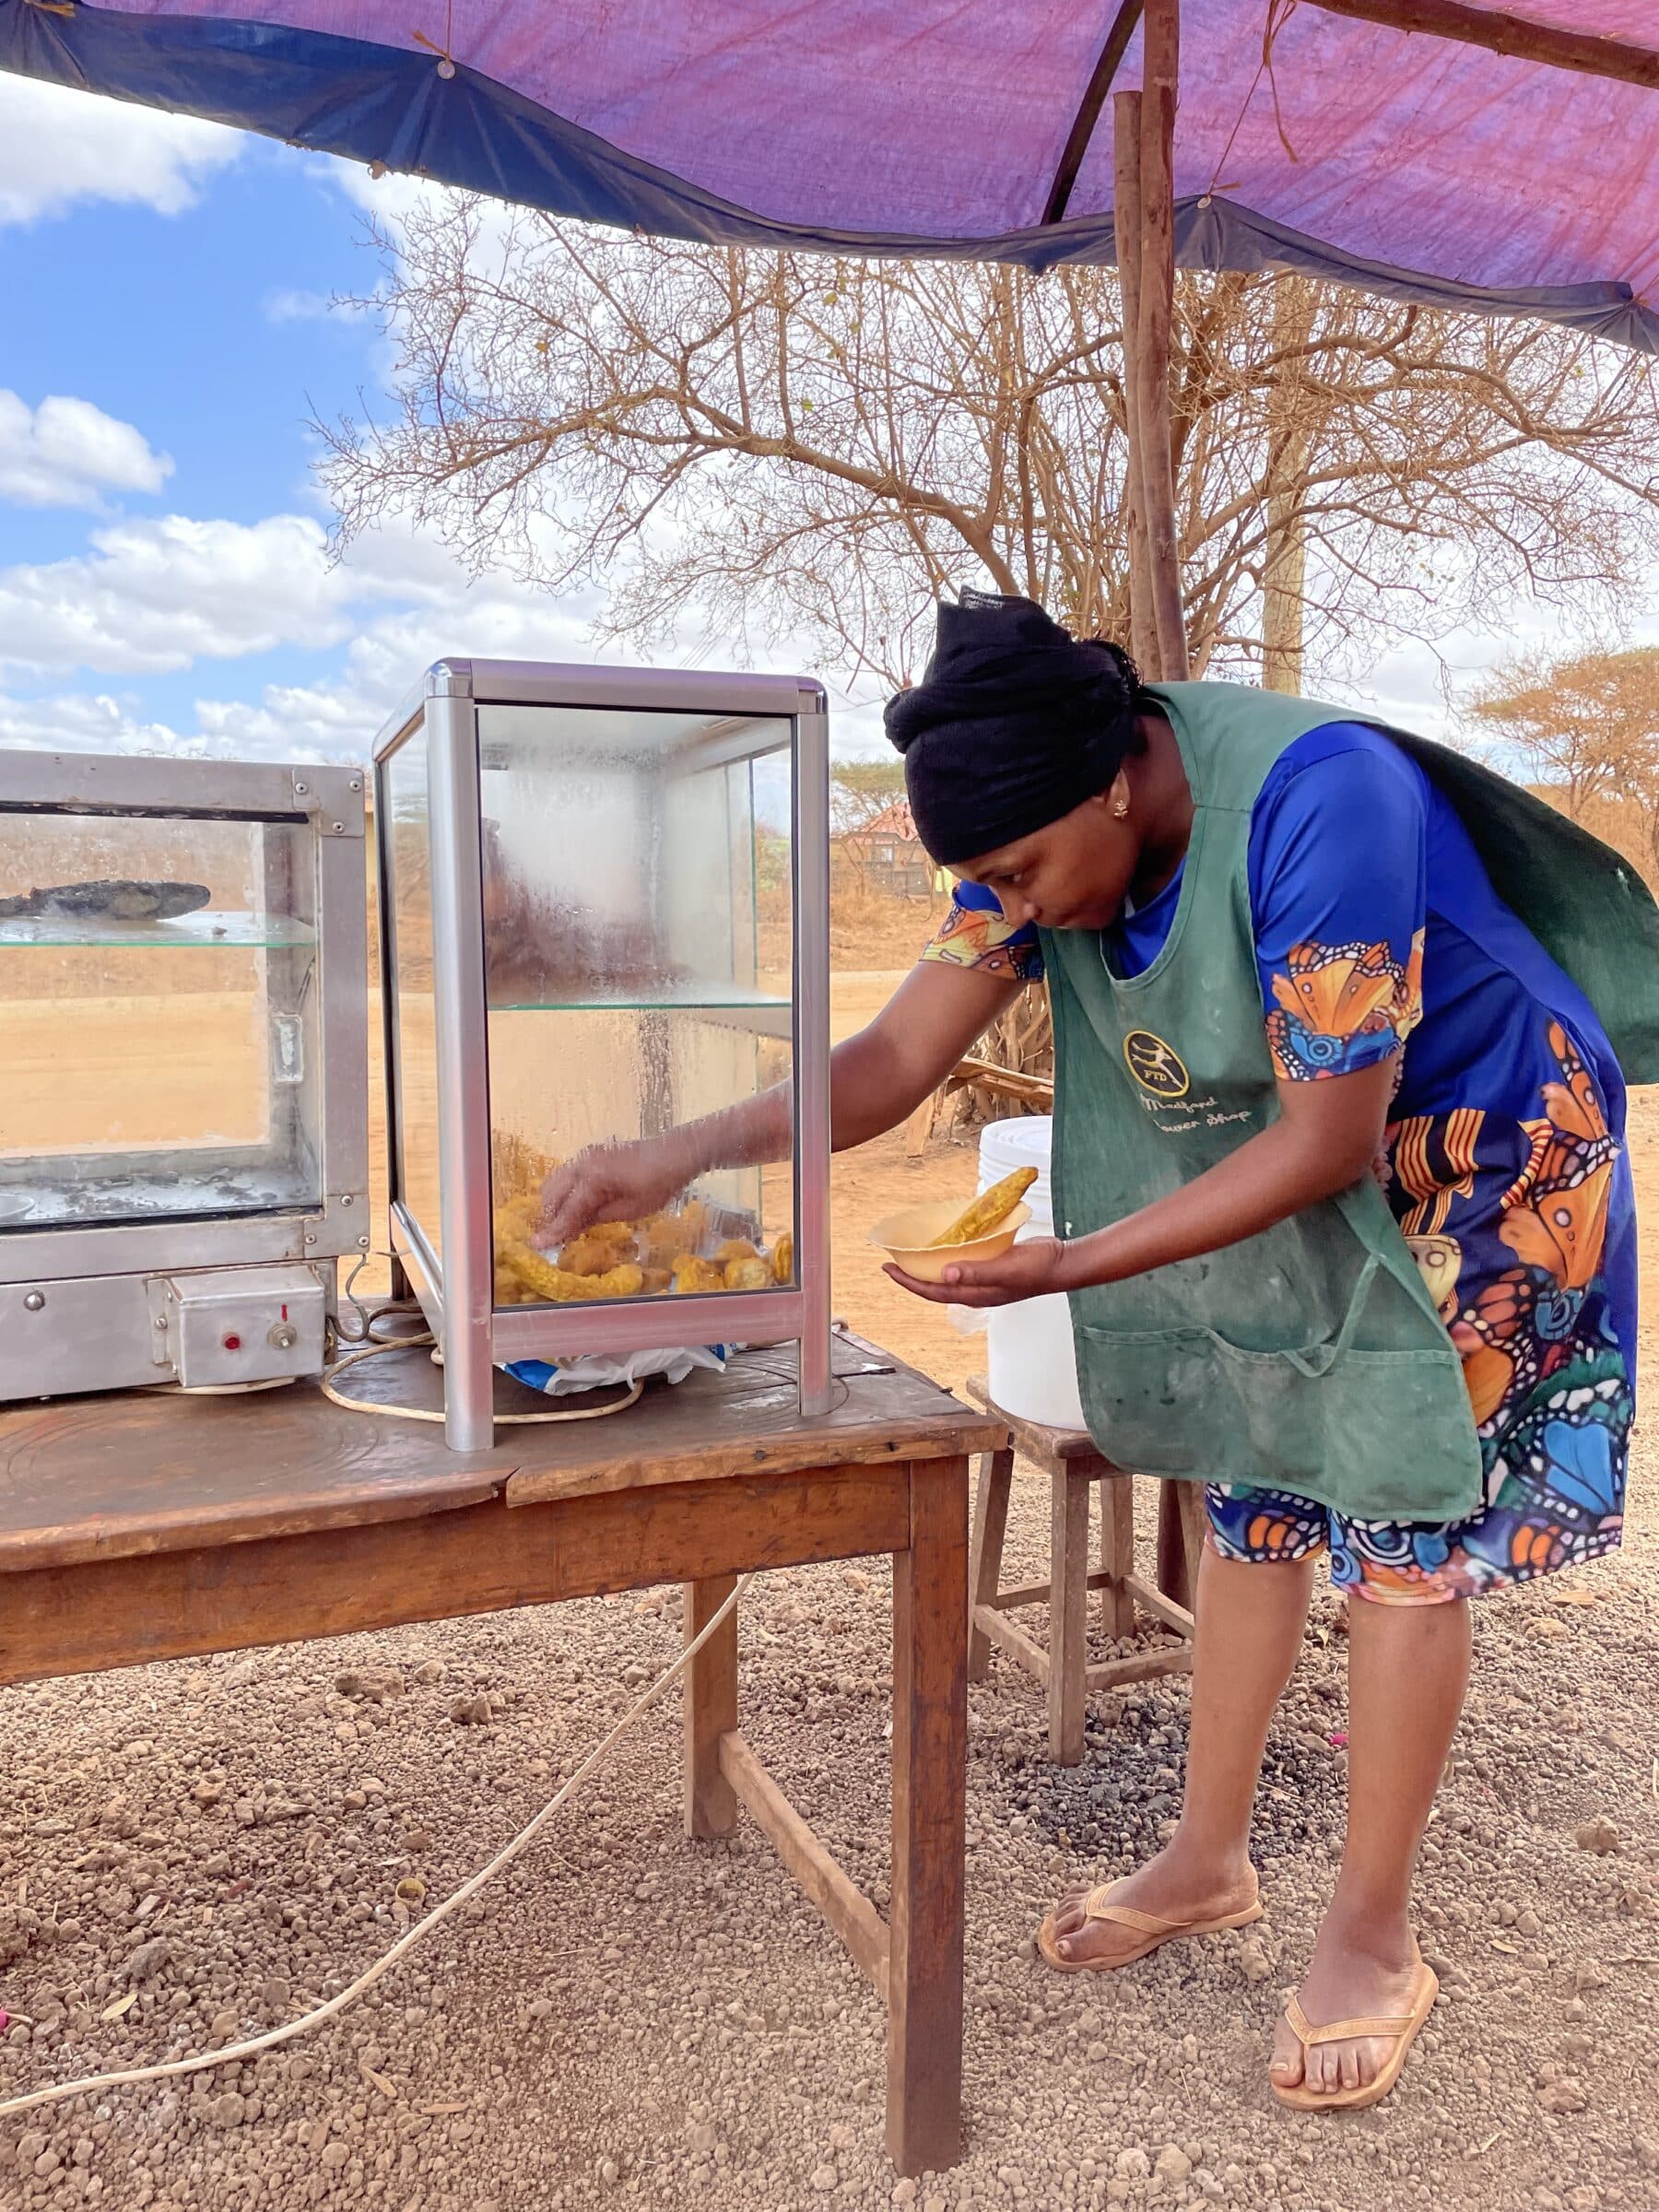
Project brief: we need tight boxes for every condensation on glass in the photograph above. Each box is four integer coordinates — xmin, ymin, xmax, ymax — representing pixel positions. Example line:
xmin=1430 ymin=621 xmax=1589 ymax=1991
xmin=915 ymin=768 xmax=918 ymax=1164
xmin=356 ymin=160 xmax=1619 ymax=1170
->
xmin=374 ymin=662 xmax=831 ymax=1450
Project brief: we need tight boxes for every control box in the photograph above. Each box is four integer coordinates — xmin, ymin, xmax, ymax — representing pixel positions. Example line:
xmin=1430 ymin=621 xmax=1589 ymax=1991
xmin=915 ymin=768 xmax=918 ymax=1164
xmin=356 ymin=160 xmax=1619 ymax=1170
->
xmin=159 ymin=1265 xmax=327 ymax=1390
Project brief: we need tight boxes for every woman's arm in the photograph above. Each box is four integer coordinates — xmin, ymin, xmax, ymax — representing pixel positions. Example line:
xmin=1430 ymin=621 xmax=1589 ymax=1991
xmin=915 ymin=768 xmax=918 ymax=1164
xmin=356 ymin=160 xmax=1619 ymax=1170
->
xmin=890 ymin=1057 xmax=1395 ymax=1305
xmin=540 ymin=960 xmax=1022 ymax=1241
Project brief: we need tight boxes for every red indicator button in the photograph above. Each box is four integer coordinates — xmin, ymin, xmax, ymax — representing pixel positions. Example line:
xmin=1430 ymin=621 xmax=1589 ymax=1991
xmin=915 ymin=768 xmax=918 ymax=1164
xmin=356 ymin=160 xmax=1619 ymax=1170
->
xmin=222 ymin=1333 xmax=242 ymax=1352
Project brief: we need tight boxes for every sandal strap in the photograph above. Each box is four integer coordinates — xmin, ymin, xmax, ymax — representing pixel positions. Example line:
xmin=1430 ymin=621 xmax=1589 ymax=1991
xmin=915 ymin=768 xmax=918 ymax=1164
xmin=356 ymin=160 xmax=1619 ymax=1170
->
xmin=1284 ymin=1992 xmax=1414 ymax=2048
xmin=1082 ymin=1880 xmax=1256 ymax=1936
xmin=1084 ymin=1894 xmax=1182 ymax=1935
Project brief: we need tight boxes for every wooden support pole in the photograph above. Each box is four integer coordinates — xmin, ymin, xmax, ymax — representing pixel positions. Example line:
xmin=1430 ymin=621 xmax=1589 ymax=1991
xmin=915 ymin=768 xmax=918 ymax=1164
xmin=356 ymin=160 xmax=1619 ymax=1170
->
xmin=1156 ymin=1478 xmax=1209 ymax=1615
xmin=1135 ymin=0 xmax=1188 ymax=681
xmin=1112 ymin=91 xmax=1159 ymax=678
xmin=718 ymin=1730 xmax=890 ymax=1996
xmin=683 ymin=1573 xmax=738 ymax=1837
xmin=1102 ymin=1471 xmax=1138 ymax=1638
xmin=1043 ymin=0 xmax=1148 ymax=224
xmin=1048 ymin=1466 xmax=1091 ymax=1764
xmin=1307 ymin=0 xmax=1659 ymax=89
xmin=887 ymin=1456 xmax=968 ymax=2176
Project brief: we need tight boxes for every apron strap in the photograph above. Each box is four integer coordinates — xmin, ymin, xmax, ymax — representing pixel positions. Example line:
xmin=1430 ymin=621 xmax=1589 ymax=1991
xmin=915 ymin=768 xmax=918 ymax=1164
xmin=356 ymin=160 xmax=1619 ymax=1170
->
xmin=1280 ymin=1254 xmax=1381 ymax=1378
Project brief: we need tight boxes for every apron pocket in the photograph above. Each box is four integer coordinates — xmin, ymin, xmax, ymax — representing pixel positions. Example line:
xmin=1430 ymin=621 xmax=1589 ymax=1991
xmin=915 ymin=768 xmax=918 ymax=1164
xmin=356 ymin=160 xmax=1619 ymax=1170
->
xmin=1073 ymin=1323 xmax=1481 ymax=1524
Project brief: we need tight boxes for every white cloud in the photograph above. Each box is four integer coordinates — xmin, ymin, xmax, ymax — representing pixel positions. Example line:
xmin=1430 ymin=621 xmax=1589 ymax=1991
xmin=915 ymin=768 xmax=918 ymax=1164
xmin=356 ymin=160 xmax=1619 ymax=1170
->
xmin=0 ymin=482 xmax=867 ymax=765
xmin=0 ymin=390 xmax=171 ymax=510
xmin=0 ymin=687 xmax=183 ymax=758
xmin=191 ymin=588 xmax=606 ymax=759
xmin=264 ymin=288 xmax=335 ymax=324
xmin=0 ymin=76 xmax=241 ymax=227
xmin=0 ymin=513 xmax=360 ymax=677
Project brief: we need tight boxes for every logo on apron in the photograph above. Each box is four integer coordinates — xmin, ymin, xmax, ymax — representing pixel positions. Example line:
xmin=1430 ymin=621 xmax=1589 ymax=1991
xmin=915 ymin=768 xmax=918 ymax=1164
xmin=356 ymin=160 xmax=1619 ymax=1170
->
xmin=1123 ymin=1030 xmax=1190 ymax=1100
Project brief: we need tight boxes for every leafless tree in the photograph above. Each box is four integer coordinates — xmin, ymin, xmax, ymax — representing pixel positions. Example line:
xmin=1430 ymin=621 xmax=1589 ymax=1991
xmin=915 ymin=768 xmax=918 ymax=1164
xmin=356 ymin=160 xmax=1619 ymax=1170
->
xmin=322 ymin=204 xmax=1659 ymax=694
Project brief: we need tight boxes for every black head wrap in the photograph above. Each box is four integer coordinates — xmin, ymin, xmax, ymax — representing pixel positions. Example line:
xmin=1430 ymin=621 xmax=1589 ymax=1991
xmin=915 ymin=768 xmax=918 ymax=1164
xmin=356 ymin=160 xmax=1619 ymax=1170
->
xmin=884 ymin=591 xmax=1142 ymax=865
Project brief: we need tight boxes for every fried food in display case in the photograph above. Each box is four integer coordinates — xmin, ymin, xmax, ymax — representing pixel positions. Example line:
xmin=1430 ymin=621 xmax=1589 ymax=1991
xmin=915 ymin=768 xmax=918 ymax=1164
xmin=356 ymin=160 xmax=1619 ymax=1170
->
xmin=375 ymin=661 xmax=830 ymax=1448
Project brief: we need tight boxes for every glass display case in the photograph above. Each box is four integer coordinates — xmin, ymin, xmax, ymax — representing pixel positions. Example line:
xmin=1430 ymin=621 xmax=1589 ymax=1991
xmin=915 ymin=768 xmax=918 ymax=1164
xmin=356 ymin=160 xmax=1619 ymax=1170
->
xmin=374 ymin=660 xmax=830 ymax=1449
xmin=0 ymin=752 xmax=369 ymax=1401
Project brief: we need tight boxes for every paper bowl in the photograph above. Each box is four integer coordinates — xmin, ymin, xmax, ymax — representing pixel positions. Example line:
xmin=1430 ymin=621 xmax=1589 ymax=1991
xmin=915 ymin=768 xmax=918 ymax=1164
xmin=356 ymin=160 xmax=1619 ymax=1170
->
xmin=868 ymin=1198 xmax=1031 ymax=1283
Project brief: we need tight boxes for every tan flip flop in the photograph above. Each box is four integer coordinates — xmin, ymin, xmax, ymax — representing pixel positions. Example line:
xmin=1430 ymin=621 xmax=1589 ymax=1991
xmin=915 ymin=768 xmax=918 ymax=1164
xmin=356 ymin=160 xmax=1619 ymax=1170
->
xmin=1036 ymin=1877 xmax=1265 ymax=1973
xmin=1271 ymin=1959 xmax=1439 ymax=2112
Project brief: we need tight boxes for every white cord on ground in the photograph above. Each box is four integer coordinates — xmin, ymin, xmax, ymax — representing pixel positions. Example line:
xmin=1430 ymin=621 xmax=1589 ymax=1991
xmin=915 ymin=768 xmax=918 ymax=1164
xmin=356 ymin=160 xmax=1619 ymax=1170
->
xmin=0 ymin=1574 xmax=749 ymax=2122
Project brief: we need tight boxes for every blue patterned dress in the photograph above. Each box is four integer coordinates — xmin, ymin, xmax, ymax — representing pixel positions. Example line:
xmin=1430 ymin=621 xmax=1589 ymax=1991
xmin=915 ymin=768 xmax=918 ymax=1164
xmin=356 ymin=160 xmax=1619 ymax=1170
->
xmin=922 ymin=721 xmax=1634 ymax=1604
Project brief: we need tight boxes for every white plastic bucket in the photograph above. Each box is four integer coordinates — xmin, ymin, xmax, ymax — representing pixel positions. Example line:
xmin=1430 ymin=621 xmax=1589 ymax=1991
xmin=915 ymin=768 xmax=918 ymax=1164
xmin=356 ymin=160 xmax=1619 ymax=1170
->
xmin=978 ymin=1115 xmax=1086 ymax=1430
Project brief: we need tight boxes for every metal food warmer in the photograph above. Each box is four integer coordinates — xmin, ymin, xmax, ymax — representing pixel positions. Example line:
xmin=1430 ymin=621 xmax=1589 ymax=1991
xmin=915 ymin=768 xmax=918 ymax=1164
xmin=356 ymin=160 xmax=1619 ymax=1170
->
xmin=373 ymin=659 xmax=831 ymax=1450
xmin=0 ymin=751 xmax=369 ymax=1400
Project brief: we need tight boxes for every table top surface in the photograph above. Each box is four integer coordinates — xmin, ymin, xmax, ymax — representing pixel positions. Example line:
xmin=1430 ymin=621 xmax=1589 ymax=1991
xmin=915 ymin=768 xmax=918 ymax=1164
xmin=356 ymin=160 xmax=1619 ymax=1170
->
xmin=0 ymin=1332 xmax=1005 ymax=1574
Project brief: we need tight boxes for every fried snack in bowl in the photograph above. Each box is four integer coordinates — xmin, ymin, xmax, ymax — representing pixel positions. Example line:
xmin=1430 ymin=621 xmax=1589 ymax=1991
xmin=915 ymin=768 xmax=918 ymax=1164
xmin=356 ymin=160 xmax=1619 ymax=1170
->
xmin=723 ymin=1255 xmax=771 ymax=1290
xmin=930 ymin=1167 xmax=1039 ymax=1247
xmin=639 ymin=1266 xmax=674 ymax=1295
xmin=868 ymin=1198 xmax=1031 ymax=1284
xmin=712 ymin=1237 xmax=759 ymax=1265
xmin=771 ymin=1231 xmax=794 ymax=1284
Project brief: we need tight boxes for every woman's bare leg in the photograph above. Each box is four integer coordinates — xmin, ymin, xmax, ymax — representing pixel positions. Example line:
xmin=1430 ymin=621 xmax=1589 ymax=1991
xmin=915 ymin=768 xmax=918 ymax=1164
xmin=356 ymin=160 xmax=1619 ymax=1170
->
xmin=1048 ymin=1543 xmax=1316 ymax=1963
xmin=1270 ymin=1592 xmax=1471 ymax=2095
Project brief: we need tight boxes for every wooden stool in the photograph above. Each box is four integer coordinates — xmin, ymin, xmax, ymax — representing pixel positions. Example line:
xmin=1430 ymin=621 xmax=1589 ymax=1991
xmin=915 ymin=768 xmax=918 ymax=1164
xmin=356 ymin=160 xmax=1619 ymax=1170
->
xmin=966 ymin=1377 xmax=1200 ymax=1765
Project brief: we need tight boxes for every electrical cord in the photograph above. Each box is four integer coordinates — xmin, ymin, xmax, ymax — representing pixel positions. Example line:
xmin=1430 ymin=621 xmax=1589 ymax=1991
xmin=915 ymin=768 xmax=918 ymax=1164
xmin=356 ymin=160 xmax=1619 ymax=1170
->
xmin=318 ymin=1334 xmax=643 ymax=1427
xmin=319 ymin=1275 xmax=644 ymax=1427
xmin=0 ymin=1575 xmax=749 ymax=2122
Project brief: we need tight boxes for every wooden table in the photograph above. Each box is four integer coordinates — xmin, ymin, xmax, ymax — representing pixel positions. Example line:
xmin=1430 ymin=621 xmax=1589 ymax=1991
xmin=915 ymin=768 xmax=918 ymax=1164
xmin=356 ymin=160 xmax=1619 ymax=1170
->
xmin=0 ymin=1334 xmax=1005 ymax=2176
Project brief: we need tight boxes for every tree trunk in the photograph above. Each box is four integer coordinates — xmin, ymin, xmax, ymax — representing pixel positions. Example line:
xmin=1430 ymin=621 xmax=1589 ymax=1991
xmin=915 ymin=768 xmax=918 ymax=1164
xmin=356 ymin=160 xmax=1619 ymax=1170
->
xmin=1112 ymin=93 xmax=1159 ymax=680
xmin=1133 ymin=4 xmax=1189 ymax=681
xmin=1262 ymin=277 xmax=1314 ymax=695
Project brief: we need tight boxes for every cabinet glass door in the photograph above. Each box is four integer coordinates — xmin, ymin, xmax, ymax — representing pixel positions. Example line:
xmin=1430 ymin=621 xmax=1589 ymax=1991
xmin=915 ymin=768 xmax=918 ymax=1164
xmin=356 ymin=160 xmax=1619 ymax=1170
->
xmin=476 ymin=703 xmax=796 ymax=1307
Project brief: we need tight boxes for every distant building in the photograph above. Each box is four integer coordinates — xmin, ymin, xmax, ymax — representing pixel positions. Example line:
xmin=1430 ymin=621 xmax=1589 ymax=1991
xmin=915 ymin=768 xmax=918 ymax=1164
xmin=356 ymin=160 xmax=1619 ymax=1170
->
xmin=838 ymin=798 xmax=942 ymax=899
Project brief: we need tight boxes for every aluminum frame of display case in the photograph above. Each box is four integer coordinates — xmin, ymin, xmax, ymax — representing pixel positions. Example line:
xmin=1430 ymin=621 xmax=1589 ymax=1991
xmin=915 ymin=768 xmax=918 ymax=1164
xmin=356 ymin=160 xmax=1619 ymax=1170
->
xmin=0 ymin=750 xmax=370 ymax=1389
xmin=373 ymin=659 xmax=833 ymax=1452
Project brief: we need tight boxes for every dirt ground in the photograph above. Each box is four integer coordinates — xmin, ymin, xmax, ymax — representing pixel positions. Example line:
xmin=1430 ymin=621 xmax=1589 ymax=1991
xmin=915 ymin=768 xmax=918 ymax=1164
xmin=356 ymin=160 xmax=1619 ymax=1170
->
xmin=3 ymin=946 xmax=1658 ymax=2212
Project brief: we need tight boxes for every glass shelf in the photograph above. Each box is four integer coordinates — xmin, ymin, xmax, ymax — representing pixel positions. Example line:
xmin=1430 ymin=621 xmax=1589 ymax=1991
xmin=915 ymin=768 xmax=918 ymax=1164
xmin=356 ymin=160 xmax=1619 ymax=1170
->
xmin=488 ymin=982 xmax=792 ymax=1019
xmin=0 ymin=910 xmax=316 ymax=950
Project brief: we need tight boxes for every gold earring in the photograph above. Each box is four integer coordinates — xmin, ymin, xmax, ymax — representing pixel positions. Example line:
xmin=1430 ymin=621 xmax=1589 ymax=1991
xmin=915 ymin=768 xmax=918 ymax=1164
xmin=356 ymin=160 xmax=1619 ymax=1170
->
xmin=1113 ymin=798 xmax=1129 ymax=818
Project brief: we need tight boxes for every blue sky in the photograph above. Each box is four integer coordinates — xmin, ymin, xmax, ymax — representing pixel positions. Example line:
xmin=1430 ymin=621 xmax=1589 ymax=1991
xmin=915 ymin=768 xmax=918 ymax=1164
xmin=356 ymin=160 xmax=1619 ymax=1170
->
xmin=0 ymin=72 xmax=1631 ymax=771
xmin=0 ymin=74 xmax=639 ymax=767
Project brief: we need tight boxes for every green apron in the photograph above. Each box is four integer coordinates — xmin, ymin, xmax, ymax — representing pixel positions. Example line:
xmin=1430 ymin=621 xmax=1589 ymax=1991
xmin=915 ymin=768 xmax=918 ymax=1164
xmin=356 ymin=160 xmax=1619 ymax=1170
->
xmin=1041 ymin=681 xmax=1659 ymax=1525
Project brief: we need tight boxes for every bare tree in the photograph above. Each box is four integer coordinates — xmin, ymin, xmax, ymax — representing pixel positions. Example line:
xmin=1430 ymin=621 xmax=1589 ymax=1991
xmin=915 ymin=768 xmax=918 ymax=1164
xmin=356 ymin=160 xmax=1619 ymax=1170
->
xmin=323 ymin=209 xmax=1659 ymax=1094
xmin=1470 ymin=645 xmax=1659 ymax=881
xmin=323 ymin=207 xmax=1659 ymax=694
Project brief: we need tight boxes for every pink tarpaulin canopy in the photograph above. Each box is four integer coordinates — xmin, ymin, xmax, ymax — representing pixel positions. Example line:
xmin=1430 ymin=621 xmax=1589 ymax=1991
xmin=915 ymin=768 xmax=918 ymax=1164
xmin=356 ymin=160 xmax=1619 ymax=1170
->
xmin=3 ymin=1 xmax=1657 ymax=347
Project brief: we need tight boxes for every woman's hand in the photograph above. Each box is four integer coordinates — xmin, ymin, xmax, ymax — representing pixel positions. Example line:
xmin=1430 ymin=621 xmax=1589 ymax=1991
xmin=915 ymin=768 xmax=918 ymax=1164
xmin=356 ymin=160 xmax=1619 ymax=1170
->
xmin=883 ymin=1235 xmax=1079 ymax=1308
xmin=539 ymin=1136 xmax=697 ymax=1245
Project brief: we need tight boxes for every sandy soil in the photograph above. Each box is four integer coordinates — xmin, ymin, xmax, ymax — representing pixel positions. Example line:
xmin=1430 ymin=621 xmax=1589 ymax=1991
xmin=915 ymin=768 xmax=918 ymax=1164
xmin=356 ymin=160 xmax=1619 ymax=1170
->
xmin=3 ymin=957 xmax=1657 ymax=2212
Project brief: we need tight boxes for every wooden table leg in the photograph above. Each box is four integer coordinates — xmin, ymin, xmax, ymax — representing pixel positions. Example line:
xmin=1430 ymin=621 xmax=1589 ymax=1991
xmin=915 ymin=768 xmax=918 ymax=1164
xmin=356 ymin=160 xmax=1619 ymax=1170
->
xmin=683 ymin=1574 xmax=737 ymax=1839
xmin=1100 ymin=1471 xmax=1137 ymax=1639
xmin=1179 ymin=1482 xmax=1210 ymax=1614
xmin=888 ymin=1454 xmax=968 ymax=2177
xmin=1049 ymin=1467 xmax=1089 ymax=1765
xmin=1157 ymin=1478 xmax=1209 ymax=1615
xmin=967 ymin=1444 xmax=1013 ymax=1682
